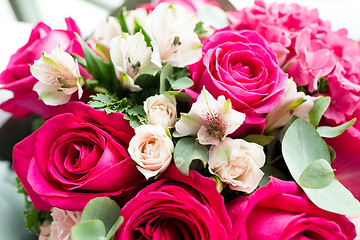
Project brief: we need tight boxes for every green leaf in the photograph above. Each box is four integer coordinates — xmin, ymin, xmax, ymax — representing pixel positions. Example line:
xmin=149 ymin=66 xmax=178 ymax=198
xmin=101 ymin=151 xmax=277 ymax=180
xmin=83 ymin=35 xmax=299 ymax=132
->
xmin=173 ymin=137 xmax=209 ymax=175
xmin=243 ymin=134 xmax=274 ymax=146
xmin=259 ymin=164 xmax=287 ymax=187
xmin=308 ymin=96 xmax=330 ymax=127
xmin=282 ymin=118 xmax=360 ymax=216
xmin=194 ymin=21 xmax=208 ymax=36
xmin=328 ymin=146 xmax=336 ymax=162
xmin=105 ymin=216 xmax=124 ymax=240
xmin=170 ymin=77 xmax=194 ymax=90
xmin=134 ymin=72 xmax=160 ymax=89
xmin=317 ymin=118 xmax=356 ymax=138
xmin=75 ymin=33 xmax=119 ymax=93
xmin=71 ymin=219 xmax=106 ymax=240
xmin=163 ymin=91 xmax=193 ymax=102
xmin=298 ymin=159 xmax=334 ymax=189
xmin=160 ymin=64 xmax=173 ymax=93
xmin=198 ymin=5 xmax=229 ymax=29
xmin=118 ymin=7 xmax=129 ymax=33
xmin=134 ymin=19 xmax=152 ymax=47
xmin=81 ymin=197 xmax=121 ymax=234
xmin=71 ymin=54 xmax=87 ymax=68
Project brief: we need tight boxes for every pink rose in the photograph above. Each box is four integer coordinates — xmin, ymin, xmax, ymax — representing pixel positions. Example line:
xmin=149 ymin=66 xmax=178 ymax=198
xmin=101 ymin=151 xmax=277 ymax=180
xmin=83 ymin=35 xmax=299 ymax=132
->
xmin=189 ymin=28 xmax=287 ymax=133
xmin=115 ymin=164 xmax=232 ymax=240
xmin=139 ymin=0 xmax=220 ymax=13
xmin=13 ymin=102 xmax=145 ymax=211
xmin=49 ymin=207 xmax=82 ymax=240
xmin=0 ymin=18 xmax=83 ymax=118
xmin=227 ymin=177 xmax=356 ymax=240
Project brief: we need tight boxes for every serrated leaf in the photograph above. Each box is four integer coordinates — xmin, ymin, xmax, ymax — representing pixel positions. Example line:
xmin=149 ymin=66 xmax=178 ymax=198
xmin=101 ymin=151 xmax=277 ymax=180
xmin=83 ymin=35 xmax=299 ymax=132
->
xmin=170 ymin=77 xmax=194 ymax=90
xmin=282 ymin=118 xmax=360 ymax=216
xmin=198 ymin=5 xmax=229 ymax=29
xmin=124 ymin=115 xmax=142 ymax=128
xmin=81 ymin=197 xmax=121 ymax=234
xmin=160 ymin=64 xmax=173 ymax=93
xmin=243 ymin=134 xmax=274 ymax=146
xmin=298 ymin=159 xmax=334 ymax=189
xmin=173 ymin=137 xmax=209 ymax=175
xmin=308 ymin=96 xmax=330 ymax=127
xmin=317 ymin=118 xmax=356 ymax=138
xmin=71 ymin=219 xmax=106 ymax=240
xmin=75 ymin=33 xmax=119 ymax=93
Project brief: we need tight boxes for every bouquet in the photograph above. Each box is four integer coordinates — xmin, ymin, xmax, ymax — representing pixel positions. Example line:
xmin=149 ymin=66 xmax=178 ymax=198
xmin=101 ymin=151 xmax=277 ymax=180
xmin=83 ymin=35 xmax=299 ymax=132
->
xmin=1 ymin=0 xmax=360 ymax=239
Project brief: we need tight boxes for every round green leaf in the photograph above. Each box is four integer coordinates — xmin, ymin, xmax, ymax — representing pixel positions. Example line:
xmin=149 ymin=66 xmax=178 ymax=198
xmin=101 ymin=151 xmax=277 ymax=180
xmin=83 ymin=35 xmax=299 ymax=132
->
xmin=308 ymin=96 xmax=330 ymax=127
xmin=298 ymin=159 xmax=334 ymax=189
xmin=170 ymin=77 xmax=194 ymax=90
xmin=106 ymin=216 xmax=124 ymax=240
xmin=71 ymin=219 xmax=106 ymax=240
xmin=81 ymin=197 xmax=121 ymax=234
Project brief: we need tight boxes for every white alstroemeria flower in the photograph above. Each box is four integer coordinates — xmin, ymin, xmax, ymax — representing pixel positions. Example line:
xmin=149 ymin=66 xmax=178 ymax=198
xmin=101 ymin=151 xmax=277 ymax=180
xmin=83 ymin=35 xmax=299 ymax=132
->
xmin=110 ymin=32 xmax=161 ymax=92
xmin=265 ymin=78 xmax=316 ymax=133
xmin=90 ymin=16 xmax=122 ymax=58
xmin=124 ymin=8 xmax=148 ymax=34
xmin=175 ymin=88 xmax=246 ymax=145
xmin=209 ymin=138 xmax=265 ymax=193
xmin=145 ymin=3 xmax=202 ymax=67
xmin=31 ymin=46 xmax=83 ymax=106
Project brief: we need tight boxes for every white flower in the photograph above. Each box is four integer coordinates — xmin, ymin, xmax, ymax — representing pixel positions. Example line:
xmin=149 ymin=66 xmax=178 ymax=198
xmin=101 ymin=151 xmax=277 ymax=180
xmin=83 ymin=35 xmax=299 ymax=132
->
xmin=90 ymin=16 xmax=122 ymax=58
xmin=175 ymin=88 xmax=246 ymax=145
xmin=31 ymin=46 xmax=83 ymax=106
xmin=144 ymin=94 xmax=177 ymax=128
xmin=265 ymin=78 xmax=315 ymax=133
xmin=124 ymin=8 xmax=148 ymax=34
xmin=48 ymin=207 xmax=82 ymax=240
xmin=208 ymin=138 xmax=265 ymax=193
xmin=145 ymin=3 xmax=202 ymax=67
xmin=128 ymin=125 xmax=174 ymax=179
xmin=110 ymin=32 xmax=161 ymax=92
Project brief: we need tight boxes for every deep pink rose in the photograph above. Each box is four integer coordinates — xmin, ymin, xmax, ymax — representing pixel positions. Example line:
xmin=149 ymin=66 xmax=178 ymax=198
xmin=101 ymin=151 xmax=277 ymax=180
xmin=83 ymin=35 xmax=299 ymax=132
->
xmin=115 ymin=164 xmax=232 ymax=240
xmin=189 ymin=28 xmax=287 ymax=133
xmin=227 ymin=177 xmax=356 ymax=240
xmin=139 ymin=0 xmax=220 ymax=13
xmin=13 ymin=102 xmax=145 ymax=211
xmin=0 ymin=18 xmax=83 ymax=118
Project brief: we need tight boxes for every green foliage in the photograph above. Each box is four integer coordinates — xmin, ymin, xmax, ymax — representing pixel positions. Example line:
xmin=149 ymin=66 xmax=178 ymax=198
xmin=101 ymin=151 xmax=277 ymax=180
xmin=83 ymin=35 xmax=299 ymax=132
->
xmin=134 ymin=20 xmax=152 ymax=47
xmin=282 ymin=118 xmax=360 ymax=216
xmin=71 ymin=197 xmax=123 ymax=240
xmin=308 ymin=96 xmax=331 ymax=128
xmin=194 ymin=21 xmax=208 ymax=36
xmin=118 ymin=7 xmax=129 ymax=33
xmin=173 ymin=137 xmax=209 ymax=175
xmin=16 ymin=178 xmax=51 ymax=234
xmin=243 ymin=134 xmax=274 ymax=146
xmin=75 ymin=33 xmax=119 ymax=94
xmin=298 ymin=159 xmax=334 ymax=189
xmin=317 ymin=118 xmax=356 ymax=138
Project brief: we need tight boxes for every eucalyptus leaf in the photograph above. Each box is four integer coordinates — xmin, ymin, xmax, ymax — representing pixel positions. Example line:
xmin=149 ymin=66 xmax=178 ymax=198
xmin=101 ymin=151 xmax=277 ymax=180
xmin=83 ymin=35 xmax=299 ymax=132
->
xmin=174 ymin=137 xmax=209 ymax=175
xmin=71 ymin=219 xmax=106 ymax=240
xmin=134 ymin=72 xmax=159 ymax=89
xmin=308 ymin=97 xmax=330 ymax=127
xmin=243 ymin=134 xmax=274 ymax=146
xmin=160 ymin=64 xmax=173 ymax=93
xmin=81 ymin=197 xmax=121 ymax=234
xmin=105 ymin=216 xmax=124 ymax=240
xmin=170 ymin=77 xmax=194 ymax=90
xmin=298 ymin=159 xmax=334 ymax=189
xmin=282 ymin=118 xmax=360 ymax=216
xmin=198 ymin=5 xmax=229 ymax=29
xmin=163 ymin=91 xmax=193 ymax=102
xmin=317 ymin=118 xmax=356 ymax=138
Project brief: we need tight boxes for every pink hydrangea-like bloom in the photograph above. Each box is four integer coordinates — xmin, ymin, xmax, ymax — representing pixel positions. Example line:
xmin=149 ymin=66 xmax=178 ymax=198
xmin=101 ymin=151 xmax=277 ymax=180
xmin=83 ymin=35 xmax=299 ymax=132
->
xmin=49 ymin=207 xmax=82 ymax=240
xmin=227 ymin=177 xmax=357 ymax=239
xmin=139 ymin=0 xmax=220 ymax=13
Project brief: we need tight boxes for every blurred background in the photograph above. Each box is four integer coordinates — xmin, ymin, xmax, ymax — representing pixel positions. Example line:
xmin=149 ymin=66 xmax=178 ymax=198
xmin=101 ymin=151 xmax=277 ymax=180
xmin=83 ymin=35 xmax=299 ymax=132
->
xmin=0 ymin=0 xmax=359 ymax=239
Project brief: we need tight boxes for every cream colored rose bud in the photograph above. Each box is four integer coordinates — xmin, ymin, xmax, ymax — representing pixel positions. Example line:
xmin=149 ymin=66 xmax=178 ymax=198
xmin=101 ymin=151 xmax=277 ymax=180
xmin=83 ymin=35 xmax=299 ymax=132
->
xmin=144 ymin=94 xmax=177 ymax=128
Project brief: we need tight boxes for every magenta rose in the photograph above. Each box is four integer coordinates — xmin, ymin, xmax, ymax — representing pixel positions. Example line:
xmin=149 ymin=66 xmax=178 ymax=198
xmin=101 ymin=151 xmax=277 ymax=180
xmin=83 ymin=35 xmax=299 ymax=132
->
xmin=189 ymin=28 xmax=287 ymax=133
xmin=13 ymin=102 xmax=145 ymax=211
xmin=115 ymin=164 xmax=232 ymax=240
xmin=227 ymin=177 xmax=356 ymax=240
xmin=0 ymin=18 xmax=83 ymax=118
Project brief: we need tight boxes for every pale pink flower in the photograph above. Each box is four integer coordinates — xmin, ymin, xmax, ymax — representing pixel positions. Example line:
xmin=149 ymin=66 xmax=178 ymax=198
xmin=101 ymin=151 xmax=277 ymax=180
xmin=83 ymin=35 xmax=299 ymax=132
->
xmin=128 ymin=125 xmax=174 ymax=179
xmin=144 ymin=94 xmax=177 ymax=128
xmin=175 ymin=88 xmax=245 ymax=145
xmin=48 ymin=207 xmax=82 ymax=240
xmin=31 ymin=46 xmax=84 ymax=106
xmin=348 ymin=216 xmax=360 ymax=240
xmin=208 ymin=138 xmax=265 ymax=193
xmin=38 ymin=221 xmax=51 ymax=240
xmin=265 ymin=78 xmax=315 ymax=132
